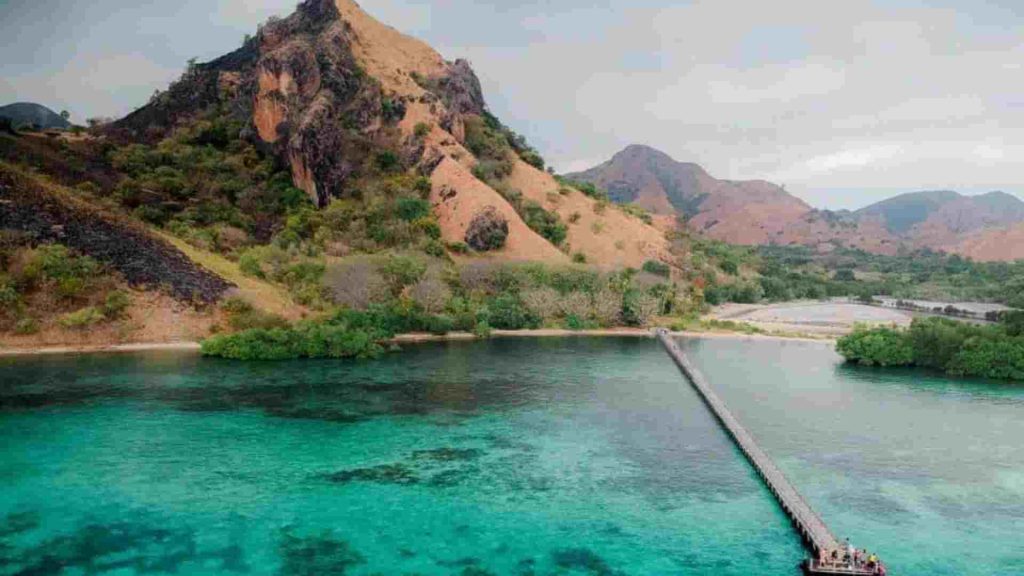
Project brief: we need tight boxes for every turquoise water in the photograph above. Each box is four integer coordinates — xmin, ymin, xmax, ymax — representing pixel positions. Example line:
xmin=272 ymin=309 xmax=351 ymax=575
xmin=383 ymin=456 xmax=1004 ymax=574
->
xmin=0 ymin=338 xmax=1020 ymax=575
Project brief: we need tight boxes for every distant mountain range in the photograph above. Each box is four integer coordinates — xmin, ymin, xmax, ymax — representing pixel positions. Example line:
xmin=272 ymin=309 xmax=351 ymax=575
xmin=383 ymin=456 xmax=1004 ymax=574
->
xmin=0 ymin=102 xmax=70 ymax=130
xmin=567 ymin=145 xmax=1024 ymax=262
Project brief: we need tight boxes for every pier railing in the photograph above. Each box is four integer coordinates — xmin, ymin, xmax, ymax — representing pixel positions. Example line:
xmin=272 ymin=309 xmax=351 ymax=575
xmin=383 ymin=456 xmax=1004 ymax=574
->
xmin=654 ymin=330 xmax=839 ymax=554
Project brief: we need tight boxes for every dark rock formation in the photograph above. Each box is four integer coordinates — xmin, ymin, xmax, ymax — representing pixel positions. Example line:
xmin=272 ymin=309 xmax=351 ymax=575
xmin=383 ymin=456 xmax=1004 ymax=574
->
xmin=465 ymin=207 xmax=508 ymax=251
xmin=0 ymin=168 xmax=232 ymax=304
xmin=112 ymin=41 xmax=260 ymax=143
xmin=112 ymin=0 xmax=401 ymax=208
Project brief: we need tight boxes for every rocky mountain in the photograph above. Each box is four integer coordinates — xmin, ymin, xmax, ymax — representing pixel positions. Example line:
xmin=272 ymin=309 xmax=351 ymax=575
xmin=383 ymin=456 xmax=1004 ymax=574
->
xmin=855 ymin=190 xmax=1024 ymax=236
xmin=569 ymin=145 xmax=1024 ymax=261
xmin=112 ymin=0 xmax=670 ymax=269
xmin=0 ymin=102 xmax=71 ymax=130
xmin=566 ymin=144 xmax=812 ymax=245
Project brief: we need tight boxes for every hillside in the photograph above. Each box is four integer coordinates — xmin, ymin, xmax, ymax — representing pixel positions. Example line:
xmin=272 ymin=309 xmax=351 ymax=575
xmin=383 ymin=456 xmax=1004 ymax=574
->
xmin=946 ymin=223 xmax=1024 ymax=262
xmin=112 ymin=0 xmax=669 ymax=270
xmin=0 ymin=102 xmax=71 ymax=130
xmin=567 ymin=145 xmax=813 ymax=245
xmin=1 ymin=0 xmax=682 ymax=349
xmin=570 ymin=145 xmax=1024 ymax=261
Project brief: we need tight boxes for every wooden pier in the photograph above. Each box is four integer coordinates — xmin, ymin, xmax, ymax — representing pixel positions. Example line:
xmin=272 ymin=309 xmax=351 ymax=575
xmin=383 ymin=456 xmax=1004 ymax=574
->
xmin=655 ymin=330 xmax=885 ymax=575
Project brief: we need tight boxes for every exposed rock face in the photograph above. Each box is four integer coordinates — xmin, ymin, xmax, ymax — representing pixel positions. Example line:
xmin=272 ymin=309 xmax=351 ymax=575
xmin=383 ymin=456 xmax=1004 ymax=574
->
xmin=112 ymin=0 xmax=673 ymax=268
xmin=0 ymin=168 xmax=232 ymax=304
xmin=465 ymin=206 xmax=508 ymax=251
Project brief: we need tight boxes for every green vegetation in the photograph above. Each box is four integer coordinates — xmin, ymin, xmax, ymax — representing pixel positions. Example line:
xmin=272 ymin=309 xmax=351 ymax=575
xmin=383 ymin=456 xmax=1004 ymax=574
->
xmin=464 ymin=115 xmax=567 ymax=247
xmin=681 ymin=238 xmax=1024 ymax=308
xmin=203 ymin=258 xmax=694 ymax=360
xmin=109 ymin=109 xmax=308 ymax=249
xmin=463 ymin=111 xmax=546 ymax=171
xmin=520 ymin=201 xmax=567 ymax=246
xmin=837 ymin=314 xmax=1024 ymax=380
xmin=0 ymin=242 xmax=130 ymax=335
xmin=555 ymin=177 xmax=609 ymax=202
xmin=619 ymin=203 xmax=653 ymax=224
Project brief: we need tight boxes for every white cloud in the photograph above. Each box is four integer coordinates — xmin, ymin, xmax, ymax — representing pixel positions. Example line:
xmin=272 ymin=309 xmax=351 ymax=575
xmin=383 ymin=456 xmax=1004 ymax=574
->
xmin=706 ymin=61 xmax=846 ymax=105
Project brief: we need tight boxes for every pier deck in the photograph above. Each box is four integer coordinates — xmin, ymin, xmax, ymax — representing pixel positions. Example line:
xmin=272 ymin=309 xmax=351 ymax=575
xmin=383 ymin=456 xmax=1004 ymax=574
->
xmin=655 ymin=330 xmax=884 ymax=575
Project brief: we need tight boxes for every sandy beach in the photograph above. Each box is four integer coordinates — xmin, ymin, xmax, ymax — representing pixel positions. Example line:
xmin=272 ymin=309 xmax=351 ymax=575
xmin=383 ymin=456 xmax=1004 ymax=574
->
xmin=0 ymin=328 xmax=834 ymax=357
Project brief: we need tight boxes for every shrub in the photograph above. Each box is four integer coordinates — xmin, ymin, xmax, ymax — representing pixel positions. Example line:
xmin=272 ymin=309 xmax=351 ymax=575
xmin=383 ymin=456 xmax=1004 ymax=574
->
xmin=948 ymin=338 xmax=1024 ymax=380
xmin=414 ymin=217 xmax=442 ymax=240
xmin=446 ymin=242 xmax=470 ymax=254
xmin=1001 ymin=311 xmax=1024 ymax=337
xmin=464 ymin=115 xmax=514 ymax=165
xmin=379 ymin=255 xmax=427 ymax=296
xmin=375 ymin=151 xmax=401 ymax=173
xmin=591 ymin=288 xmax=622 ymax=326
xmin=559 ymin=292 xmax=591 ymax=320
xmin=25 ymin=245 xmax=99 ymax=287
xmin=201 ymin=311 xmax=397 ymax=361
xmin=642 ymin=260 xmax=671 ymax=278
xmin=238 ymin=245 xmax=289 ymax=280
xmin=221 ymin=297 xmax=290 ymax=331
xmin=836 ymin=326 xmax=916 ymax=367
xmin=623 ymin=292 xmax=661 ymax=326
xmin=325 ymin=259 xmax=390 ymax=310
xmin=414 ymin=122 xmax=431 ymax=139
xmin=486 ymin=295 xmax=539 ymax=330
xmin=14 ymin=317 xmax=39 ymax=335
xmin=423 ymin=239 xmax=446 ymax=258
xmin=568 ymin=212 xmax=581 ymax=224
xmin=834 ymin=269 xmax=856 ymax=282
xmin=620 ymin=204 xmax=653 ymax=224
xmin=60 ymin=307 xmax=105 ymax=329
xmin=521 ymin=287 xmax=560 ymax=321
xmin=519 ymin=149 xmax=545 ymax=170
xmin=396 ymin=197 xmax=431 ymax=222
xmin=558 ymin=178 xmax=609 ymax=202
xmin=0 ymin=280 xmax=21 ymax=309
xmin=521 ymin=201 xmax=567 ymax=246
xmin=572 ymin=252 xmax=587 ymax=264
xmin=409 ymin=270 xmax=451 ymax=314
xmin=465 ymin=207 xmax=509 ymax=251
xmin=102 ymin=291 xmax=131 ymax=319
xmin=472 ymin=158 xmax=515 ymax=183
xmin=424 ymin=314 xmax=455 ymax=335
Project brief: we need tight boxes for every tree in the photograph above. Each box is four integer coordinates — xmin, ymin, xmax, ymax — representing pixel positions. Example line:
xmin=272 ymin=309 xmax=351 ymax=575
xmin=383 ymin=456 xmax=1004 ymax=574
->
xmin=834 ymin=268 xmax=856 ymax=282
xmin=465 ymin=207 xmax=508 ymax=251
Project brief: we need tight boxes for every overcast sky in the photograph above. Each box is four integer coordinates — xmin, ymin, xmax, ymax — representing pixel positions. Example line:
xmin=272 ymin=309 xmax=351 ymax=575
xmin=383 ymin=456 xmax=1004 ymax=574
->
xmin=1 ymin=0 xmax=1021 ymax=209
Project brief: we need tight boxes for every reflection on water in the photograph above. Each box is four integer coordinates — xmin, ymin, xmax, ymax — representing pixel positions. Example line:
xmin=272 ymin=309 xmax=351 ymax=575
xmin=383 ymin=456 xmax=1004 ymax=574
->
xmin=0 ymin=337 xmax=1021 ymax=575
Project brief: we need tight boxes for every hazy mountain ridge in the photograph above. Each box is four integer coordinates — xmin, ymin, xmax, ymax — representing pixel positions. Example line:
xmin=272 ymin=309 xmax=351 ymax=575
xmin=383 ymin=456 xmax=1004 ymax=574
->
xmin=570 ymin=145 xmax=1024 ymax=261
xmin=0 ymin=102 xmax=70 ymax=130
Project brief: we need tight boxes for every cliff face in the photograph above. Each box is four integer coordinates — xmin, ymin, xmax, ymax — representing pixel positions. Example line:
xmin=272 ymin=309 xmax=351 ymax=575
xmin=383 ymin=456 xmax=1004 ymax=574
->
xmin=116 ymin=0 xmax=671 ymax=268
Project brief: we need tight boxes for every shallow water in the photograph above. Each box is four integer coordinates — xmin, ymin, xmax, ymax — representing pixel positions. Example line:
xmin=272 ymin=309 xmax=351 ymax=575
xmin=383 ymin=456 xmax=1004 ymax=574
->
xmin=0 ymin=337 xmax=1020 ymax=575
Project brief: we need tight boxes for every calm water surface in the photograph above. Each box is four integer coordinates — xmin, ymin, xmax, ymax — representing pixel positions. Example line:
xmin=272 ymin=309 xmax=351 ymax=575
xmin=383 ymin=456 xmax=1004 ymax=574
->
xmin=0 ymin=337 xmax=1020 ymax=575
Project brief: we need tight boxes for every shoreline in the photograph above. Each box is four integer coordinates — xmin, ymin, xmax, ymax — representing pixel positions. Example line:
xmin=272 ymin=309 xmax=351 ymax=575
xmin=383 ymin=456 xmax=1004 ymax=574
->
xmin=0 ymin=329 xmax=834 ymax=358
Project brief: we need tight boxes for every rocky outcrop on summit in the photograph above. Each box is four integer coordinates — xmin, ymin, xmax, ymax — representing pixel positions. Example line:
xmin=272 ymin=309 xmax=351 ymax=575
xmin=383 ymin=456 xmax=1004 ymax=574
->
xmin=113 ymin=0 xmax=491 ymax=209
xmin=114 ymin=0 xmax=671 ymax=268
